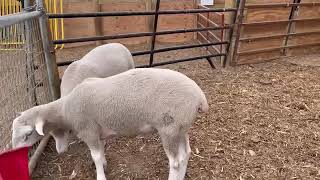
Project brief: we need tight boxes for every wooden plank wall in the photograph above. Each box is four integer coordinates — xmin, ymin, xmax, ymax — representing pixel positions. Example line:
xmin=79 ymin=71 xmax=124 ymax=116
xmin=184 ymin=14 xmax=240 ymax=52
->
xmin=156 ymin=0 xmax=196 ymax=44
xmin=235 ymin=0 xmax=294 ymax=65
xmin=62 ymin=0 xmax=197 ymax=47
xmin=63 ymin=1 xmax=98 ymax=47
xmin=231 ymin=0 xmax=320 ymax=65
xmin=287 ymin=0 xmax=320 ymax=55
xmin=100 ymin=0 xmax=149 ymax=45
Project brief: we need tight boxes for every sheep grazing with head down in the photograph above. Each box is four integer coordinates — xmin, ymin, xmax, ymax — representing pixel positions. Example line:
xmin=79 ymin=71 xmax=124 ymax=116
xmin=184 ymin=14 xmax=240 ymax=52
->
xmin=51 ymin=43 xmax=134 ymax=154
xmin=12 ymin=68 xmax=208 ymax=180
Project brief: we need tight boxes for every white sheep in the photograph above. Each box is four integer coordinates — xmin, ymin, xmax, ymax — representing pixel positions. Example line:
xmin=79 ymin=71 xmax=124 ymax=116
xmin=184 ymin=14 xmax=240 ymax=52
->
xmin=51 ymin=43 xmax=134 ymax=154
xmin=60 ymin=43 xmax=134 ymax=96
xmin=12 ymin=68 xmax=208 ymax=180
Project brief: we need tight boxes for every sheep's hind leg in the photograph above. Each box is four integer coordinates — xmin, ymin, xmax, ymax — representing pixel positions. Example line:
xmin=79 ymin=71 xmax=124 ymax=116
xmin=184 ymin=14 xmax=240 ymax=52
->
xmin=90 ymin=145 xmax=107 ymax=180
xmin=79 ymin=132 xmax=107 ymax=180
xmin=159 ymin=129 xmax=191 ymax=180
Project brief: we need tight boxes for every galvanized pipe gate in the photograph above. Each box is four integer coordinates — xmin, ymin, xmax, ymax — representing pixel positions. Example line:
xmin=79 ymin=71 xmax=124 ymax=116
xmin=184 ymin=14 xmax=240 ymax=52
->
xmin=48 ymin=0 xmax=239 ymax=68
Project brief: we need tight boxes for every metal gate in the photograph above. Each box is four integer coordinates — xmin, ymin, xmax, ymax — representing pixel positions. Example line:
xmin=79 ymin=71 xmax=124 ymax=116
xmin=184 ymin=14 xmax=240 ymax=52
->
xmin=48 ymin=0 xmax=238 ymax=68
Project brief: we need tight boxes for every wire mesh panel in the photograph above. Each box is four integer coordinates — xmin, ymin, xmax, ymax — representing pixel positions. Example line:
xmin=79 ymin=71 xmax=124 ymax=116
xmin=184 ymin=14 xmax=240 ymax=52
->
xmin=0 ymin=18 xmax=51 ymax=153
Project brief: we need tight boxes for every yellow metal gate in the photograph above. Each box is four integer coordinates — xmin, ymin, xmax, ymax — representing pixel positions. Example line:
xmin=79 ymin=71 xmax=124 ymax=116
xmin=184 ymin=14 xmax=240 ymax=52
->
xmin=0 ymin=0 xmax=65 ymax=50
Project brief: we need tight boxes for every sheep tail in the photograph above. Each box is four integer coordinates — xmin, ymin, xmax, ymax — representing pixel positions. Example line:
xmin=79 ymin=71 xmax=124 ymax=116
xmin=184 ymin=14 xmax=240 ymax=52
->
xmin=198 ymin=90 xmax=209 ymax=113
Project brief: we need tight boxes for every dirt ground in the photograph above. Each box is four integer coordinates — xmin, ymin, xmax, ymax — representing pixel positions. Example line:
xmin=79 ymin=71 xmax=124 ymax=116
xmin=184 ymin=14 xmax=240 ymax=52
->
xmin=32 ymin=43 xmax=320 ymax=180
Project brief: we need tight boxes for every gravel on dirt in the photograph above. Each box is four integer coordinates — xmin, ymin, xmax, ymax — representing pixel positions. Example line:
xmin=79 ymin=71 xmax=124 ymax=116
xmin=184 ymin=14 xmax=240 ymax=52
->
xmin=32 ymin=43 xmax=320 ymax=180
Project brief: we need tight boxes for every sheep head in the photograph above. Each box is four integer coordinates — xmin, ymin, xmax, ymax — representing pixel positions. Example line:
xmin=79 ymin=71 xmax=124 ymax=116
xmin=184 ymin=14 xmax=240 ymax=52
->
xmin=12 ymin=110 xmax=45 ymax=149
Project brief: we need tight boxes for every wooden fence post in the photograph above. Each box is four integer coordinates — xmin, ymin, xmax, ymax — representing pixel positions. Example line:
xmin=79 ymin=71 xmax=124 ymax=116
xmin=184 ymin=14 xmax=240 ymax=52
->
xmin=228 ymin=0 xmax=246 ymax=66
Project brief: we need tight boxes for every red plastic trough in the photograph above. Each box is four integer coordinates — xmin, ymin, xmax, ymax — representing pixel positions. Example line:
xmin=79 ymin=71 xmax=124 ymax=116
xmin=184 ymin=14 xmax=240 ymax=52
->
xmin=0 ymin=147 xmax=29 ymax=180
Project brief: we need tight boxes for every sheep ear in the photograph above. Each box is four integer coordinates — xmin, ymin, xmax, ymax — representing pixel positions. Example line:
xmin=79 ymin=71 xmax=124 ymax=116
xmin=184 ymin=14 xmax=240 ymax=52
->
xmin=35 ymin=119 xmax=45 ymax=136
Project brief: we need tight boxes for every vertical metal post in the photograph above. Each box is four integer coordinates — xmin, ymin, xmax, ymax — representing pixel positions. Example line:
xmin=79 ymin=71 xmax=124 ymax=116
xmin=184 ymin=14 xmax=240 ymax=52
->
xmin=95 ymin=1 xmax=103 ymax=46
xmin=196 ymin=10 xmax=199 ymax=41
xmin=230 ymin=0 xmax=246 ymax=66
xmin=37 ymin=0 xmax=60 ymax=100
xmin=205 ymin=8 xmax=215 ymax=69
xmin=24 ymin=0 xmax=38 ymax=106
xmin=28 ymin=0 xmax=61 ymax=175
xmin=206 ymin=11 xmax=209 ymax=51
xmin=219 ymin=14 xmax=224 ymax=63
xmin=283 ymin=0 xmax=300 ymax=55
xmin=149 ymin=0 xmax=161 ymax=66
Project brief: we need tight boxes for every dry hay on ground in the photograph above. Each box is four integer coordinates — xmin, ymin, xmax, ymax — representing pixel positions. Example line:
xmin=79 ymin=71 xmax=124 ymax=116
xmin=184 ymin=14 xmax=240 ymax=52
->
xmin=285 ymin=54 xmax=320 ymax=67
xmin=32 ymin=44 xmax=320 ymax=179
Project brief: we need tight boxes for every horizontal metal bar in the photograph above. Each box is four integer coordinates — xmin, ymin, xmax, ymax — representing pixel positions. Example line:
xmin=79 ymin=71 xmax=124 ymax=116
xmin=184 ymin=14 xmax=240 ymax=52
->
xmin=57 ymin=42 xmax=229 ymax=66
xmin=240 ymin=30 xmax=320 ymax=42
xmin=136 ymin=53 xmax=226 ymax=68
xmin=53 ymin=25 xmax=232 ymax=44
xmin=48 ymin=11 xmax=154 ymax=18
xmin=133 ymin=41 xmax=229 ymax=56
xmin=242 ymin=17 xmax=320 ymax=26
xmin=48 ymin=8 xmax=237 ymax=19
xmin=245 ymin=2 xmax=320 ymax=9
xmin=198 ymin=5 xmax=224 ymax=17
xmin=53 ymin=32 xmax=151 ymax=44
xmin=0 ymin=10 xmax=42 ymax=28
xmin=159 ymin=8 xmax=237 ymax=14
xmin=155 ymin=41 xmax=228 ymax=52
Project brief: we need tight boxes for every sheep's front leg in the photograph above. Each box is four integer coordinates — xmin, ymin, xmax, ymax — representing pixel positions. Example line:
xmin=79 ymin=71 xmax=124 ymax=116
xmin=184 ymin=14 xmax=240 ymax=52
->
xmin=50 ymin=129 xmax=70 ymax=154
xmin=79 ymin=131 xmax=107 ymax=180
xmin=90 ymin=145 xmax=107 ymax=180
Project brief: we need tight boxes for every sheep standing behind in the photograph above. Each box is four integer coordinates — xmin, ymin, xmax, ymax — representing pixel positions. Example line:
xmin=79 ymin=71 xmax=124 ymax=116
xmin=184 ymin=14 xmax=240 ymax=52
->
xmin=52 ymin=43 xmax=134 ymax=153
xmin=60 ymin=43 xmax=134 ymax=96
xmin=12 ymin=68 xmax=208 ymax=180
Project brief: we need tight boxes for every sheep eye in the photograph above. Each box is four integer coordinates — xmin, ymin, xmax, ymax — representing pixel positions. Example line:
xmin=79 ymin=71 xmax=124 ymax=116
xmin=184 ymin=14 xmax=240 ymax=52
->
xmin=23 ymin=135 xmax=28 ymax=141
xmin=24 ymin=131 xmax=33 ymax=141
xmin=26 ymin=131 xmax=33 ymax=137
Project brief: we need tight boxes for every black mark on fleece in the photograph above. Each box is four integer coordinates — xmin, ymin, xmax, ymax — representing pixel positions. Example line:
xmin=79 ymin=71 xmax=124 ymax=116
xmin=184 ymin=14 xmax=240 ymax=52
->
xmin=162 ymin=112 xmax=174 ymax=126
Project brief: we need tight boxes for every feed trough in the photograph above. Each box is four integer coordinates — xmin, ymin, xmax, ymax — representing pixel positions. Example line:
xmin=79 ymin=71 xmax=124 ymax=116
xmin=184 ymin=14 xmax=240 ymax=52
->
xmin=0 ymin=147 xmax=29 ymax=180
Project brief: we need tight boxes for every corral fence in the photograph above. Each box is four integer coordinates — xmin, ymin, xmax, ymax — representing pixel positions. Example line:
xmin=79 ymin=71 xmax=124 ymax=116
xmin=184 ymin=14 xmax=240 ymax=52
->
xmin=49 ymin=0 xmax=320 ymax=67
xmin=1 ymin=0 xmax=320 ymax=176
xmin=0 ymin=0 xmax=60 ymax=175
xmin=231 ymin=0 xmax=320 ymax=65
xmin=48 ymin=0 xmax=238 ymax=68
